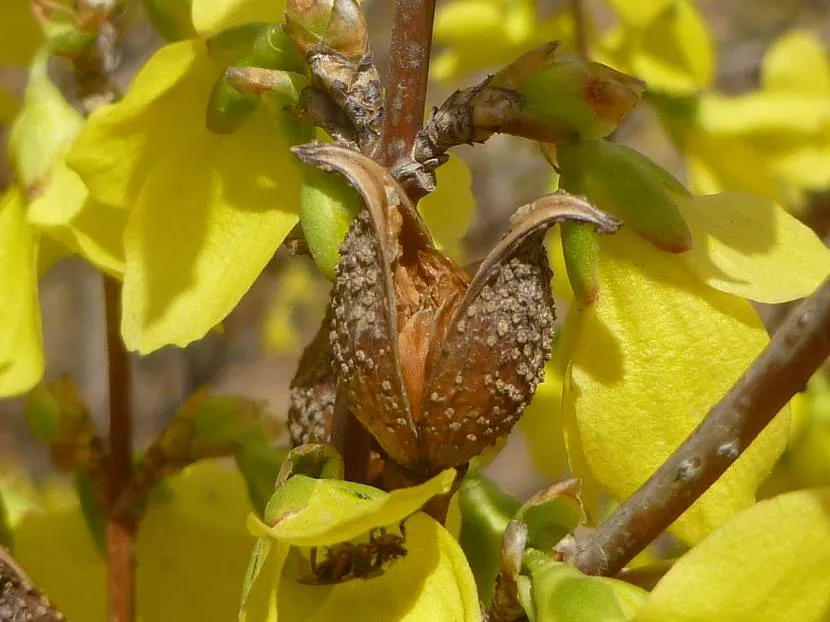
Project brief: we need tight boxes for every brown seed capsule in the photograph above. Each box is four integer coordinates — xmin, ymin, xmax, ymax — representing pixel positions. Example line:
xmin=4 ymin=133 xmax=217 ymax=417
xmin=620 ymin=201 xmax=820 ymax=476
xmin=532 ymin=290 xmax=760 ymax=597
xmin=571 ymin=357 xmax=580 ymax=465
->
xmin=292 ymin=144 xmax=619 ymax=479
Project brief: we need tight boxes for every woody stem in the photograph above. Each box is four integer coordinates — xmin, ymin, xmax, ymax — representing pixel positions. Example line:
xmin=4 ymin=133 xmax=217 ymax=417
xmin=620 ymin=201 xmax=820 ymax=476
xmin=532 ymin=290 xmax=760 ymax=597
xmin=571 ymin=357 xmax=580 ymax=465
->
xmin=575 ymin=275 xmax=830 ymax=576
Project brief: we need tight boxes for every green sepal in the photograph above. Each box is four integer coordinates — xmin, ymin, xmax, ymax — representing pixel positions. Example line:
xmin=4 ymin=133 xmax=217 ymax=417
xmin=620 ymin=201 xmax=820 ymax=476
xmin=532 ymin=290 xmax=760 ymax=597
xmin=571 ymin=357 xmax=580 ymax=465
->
xmin=515 ymin=479 xmax=585 ymax=553
xmin=558 ymin=140 xmax=693 ymax=253
xmin=458 ymin=472 xmax=522 ymax=600
xmin=520 ymin=549 xmax=648 ymax=622
xmin=300 ymin=164 xmax=362 ymax=281
xmin=560 ymin=222 xmax=601 ymax=308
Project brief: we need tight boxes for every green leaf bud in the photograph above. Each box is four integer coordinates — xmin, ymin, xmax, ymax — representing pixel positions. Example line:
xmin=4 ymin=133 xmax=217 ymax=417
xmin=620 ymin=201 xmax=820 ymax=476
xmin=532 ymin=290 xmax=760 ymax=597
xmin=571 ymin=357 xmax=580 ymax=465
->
xmin=520 ymin=549 xmax=648 ymax=622
xmin=299 ymin=164 xmax=362 ymax=281
xmin=558 ymin=140 xmax=694 ymax=253
xmin=514 ymin=479 xmax=585 ymax=552
xmin=560 ymin=221 xmax=602 ymax=308
xmin=206 ymin=25 xmax=307 ymax=134
xmin=458 ymin=473 xmax=522 ymax=600
xmin=285 ymin=0 xmax=368 ymax=59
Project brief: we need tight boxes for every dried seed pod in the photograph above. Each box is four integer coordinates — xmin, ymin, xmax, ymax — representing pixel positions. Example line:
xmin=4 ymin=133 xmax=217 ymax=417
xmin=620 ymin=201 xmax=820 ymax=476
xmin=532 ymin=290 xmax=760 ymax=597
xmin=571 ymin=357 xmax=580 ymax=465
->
xmin=292 ymin=145 xmax=619 ymax=479
xmin=287 ymin=304 xmax=339 ymax=446
xmin=418 ymin=193 xmax=619 ymax=470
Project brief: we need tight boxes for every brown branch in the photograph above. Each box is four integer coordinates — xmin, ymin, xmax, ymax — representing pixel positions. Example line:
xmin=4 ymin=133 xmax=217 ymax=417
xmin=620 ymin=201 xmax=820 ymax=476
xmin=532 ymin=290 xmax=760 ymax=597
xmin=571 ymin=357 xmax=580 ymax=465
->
xmin=575 ymin=275 xmax=830 ymax=576
xmin=568 ymin=0 xmax=589 ymax=61
xmin=0 ymin=547 xmax=65 ymax=621
xmin=103 ymin=276 xmax=135 ymax=622
xmin=381 ymin=0 xmax=437 ymax=168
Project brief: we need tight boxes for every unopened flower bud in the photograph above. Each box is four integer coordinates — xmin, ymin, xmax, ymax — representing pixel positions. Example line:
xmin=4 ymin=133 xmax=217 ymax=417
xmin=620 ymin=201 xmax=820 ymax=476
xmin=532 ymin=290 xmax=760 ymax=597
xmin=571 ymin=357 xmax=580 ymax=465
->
xmin=300 ymin=165 xmax=362 ymax=281
xmin=558 ymin=140 xmax=694 ymax=253
xmin=205 ymin=24 xmax=306 ymax=134
xmin=285 ymin=0 xmax=368 ymax=60
xmin=415 ymin=43 xmax=645 ymax=165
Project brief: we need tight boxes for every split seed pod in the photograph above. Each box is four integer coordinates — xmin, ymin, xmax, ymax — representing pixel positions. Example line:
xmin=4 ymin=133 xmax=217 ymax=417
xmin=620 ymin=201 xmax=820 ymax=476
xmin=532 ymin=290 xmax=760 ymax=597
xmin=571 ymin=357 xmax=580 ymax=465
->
xmin=292 ymin=145 xmax=619 ymax=479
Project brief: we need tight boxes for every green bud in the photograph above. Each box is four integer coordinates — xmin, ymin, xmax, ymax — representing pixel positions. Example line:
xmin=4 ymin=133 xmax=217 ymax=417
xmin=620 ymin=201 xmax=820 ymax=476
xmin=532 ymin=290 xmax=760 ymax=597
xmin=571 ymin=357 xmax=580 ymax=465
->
xmin=40 ymin=4 xmax=97 ymax=57
xmin=558 ymin=140 xmax=694 ymax=253
xmin=415 ymin=44 xmax=645 ymax=164
xmin=300 ymin=164 xmax=362 ymax=281
xmin=489 ymin=43 xmax=645 ymax=142
xmin=285 ymin=0 xmax=368 ymax=59
xmin=458 ymin=473 xmax=522 ymax=600
xmin=561 ymin=222 xmax=601 ymax=308
xmin=205 ymin=75 xmax=261 ymax=134
xmin=143 ymin=0 xmax=197 ymax=41
xmin=206 ymin=22 xmax=270 ymax=62
xmin=520 ymin=549 xmax=648 ymax=622
xmin=515 ymin=479 xmax=585 ymax=552
xmin=206 ymin=25 xmax=307 ymax=134
xmin=517 ymin=60 xmax=646 ymax=142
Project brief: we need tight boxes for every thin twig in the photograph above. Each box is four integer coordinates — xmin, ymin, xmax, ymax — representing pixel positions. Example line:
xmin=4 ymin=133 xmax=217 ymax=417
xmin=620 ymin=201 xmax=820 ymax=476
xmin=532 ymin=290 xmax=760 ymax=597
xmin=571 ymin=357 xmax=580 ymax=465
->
xmin=575 ymin=276 xmax=830 ymax=577
xmin=381 ymin=0 xmax=438 ymax=168
xmin=103 ymin=276 xmax=135 ymax=622
xmin=569 ymin=0 xmax=589 ymax=61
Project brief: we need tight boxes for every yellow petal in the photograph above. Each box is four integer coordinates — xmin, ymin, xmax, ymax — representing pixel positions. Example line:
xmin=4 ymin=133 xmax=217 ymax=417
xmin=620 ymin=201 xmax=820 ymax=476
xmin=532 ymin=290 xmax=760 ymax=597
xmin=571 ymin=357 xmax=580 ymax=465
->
xmin=433 ymin=0 xmax=503 ymax=44
xmin=67 ymin=40 xmax=216 ymax=209
xmin=121 ymin=111 xmax=300 ymax=353
xmin=679 ymin=192 xmax=830 ymax=303
xmin=605 ymin=0 xmax=671 ymax=27
xmin=630 ymin=0 xmax=714 ymax=95
xmin=684 ymin=132 xmax=791 ymax=205
xmin=634 ymin=489 xmax=830 ymax=622
xmin=27 ymin=161 xmax=126 ymax=278
xmin=0 ymin=0 xmax=43 ymax=66
xmin=275 ymin=513 xmax=481 ymax=622
xmin=698 ymin=92 xmax=830 ymax=137
xmin=762 ymin=30 xmax=830 ymax=95
xmin=253 ymin=469 xmax=456 ymax=547
xmin=12 ymin=461 xmax=255 ymax=622
xmin=191 ymin=0 xmax=284 ymax=37
xmin=565 ymin=229 xmax=789 ymax=543
xmin=0 ymin=187 xmax=44 ymax=398
xmin=419 ymin=154 xmax=475 ymax=260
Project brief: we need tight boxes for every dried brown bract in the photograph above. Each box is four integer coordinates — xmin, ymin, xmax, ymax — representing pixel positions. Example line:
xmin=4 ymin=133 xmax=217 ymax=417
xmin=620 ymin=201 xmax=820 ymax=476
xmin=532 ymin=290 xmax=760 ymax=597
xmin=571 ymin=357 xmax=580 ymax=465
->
xmin=292 ymin=144 xmax=620 ymax=481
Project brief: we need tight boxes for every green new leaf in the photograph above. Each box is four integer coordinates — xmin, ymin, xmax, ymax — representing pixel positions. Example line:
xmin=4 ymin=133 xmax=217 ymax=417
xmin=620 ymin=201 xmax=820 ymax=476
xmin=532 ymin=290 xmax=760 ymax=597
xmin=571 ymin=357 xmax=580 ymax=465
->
xmin=458 ymin=473 xmax=521 ymax=599
xmin=520 ymin=549 xmax=647 ymax=622
xmin=300 ymin=164 xmax=362 ymax=280
xmin=515 ymin=479 xmax=585 ymax=553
